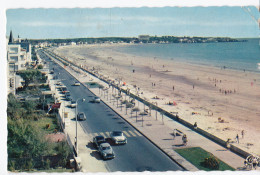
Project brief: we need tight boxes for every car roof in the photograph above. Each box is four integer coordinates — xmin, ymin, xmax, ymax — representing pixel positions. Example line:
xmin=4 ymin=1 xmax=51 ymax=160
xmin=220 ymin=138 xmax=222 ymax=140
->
xmin=100 ymin=143 xmax=110 ymax=147
xmin=95 ymin=135 xmax=105 ymax=139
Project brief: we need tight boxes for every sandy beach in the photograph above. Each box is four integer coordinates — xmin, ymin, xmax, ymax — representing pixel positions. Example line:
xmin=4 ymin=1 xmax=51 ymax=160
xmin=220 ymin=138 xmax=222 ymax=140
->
xmin=53 ymin=44 xmax=260 ymax=155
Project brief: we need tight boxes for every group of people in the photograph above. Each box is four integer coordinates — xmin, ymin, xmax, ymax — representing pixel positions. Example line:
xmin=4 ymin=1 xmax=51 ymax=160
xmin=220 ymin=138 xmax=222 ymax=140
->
xmin=172 ymin=129 xmax=188 ymax=146
xmin=244 ymin=155 xmax=259 ymax=170
xmin=219 ymin=88 xmax=236 ymax=95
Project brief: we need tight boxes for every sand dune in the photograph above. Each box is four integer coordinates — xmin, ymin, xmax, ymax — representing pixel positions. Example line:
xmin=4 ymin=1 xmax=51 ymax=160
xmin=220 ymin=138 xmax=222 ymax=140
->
xmin=53 ymin=44 xmax=260 ymax=155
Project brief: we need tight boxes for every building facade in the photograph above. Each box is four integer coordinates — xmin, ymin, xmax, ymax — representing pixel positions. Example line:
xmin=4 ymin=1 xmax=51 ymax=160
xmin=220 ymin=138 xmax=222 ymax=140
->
xmin=7 ymin=31 xmax=32 ymax=94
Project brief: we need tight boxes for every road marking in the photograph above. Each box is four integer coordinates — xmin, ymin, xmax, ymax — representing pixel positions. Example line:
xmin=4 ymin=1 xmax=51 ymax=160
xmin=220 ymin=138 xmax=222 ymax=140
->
xmin=92 ymin=132 xmax=99 ymax=137
xmin=104 ymin=132 xmax=110 ymax=137
xmin=128 ymin=130 xmax=137 ymax=137
xmin=122 ymin=131 xmax=131 ymax=137
xmin=133 ymin=130 xmax=142 ymax=137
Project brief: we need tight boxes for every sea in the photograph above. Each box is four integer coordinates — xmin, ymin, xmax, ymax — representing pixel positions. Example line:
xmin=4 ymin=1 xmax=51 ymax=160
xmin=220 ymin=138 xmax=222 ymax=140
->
xmin=115 ymin=38 xmax=260 ymax=73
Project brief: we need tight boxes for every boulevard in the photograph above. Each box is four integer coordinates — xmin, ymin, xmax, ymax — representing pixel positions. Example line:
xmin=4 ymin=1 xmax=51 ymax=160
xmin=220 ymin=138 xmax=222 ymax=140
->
xmin=38 ymin=50 xmax=184 ymax=172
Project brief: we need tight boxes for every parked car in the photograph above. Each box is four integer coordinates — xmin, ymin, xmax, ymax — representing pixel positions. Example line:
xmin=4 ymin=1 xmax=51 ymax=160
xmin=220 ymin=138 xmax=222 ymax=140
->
xmin=93 ymin=135 xmax=106 ymax=148
xmin=65 ymin=94 xmax=72 ymax=101
xmin=93 ymin=96 xmax=101 ymax=103
xmin=110 ymin=131 xmax=127 ymax=144
xmin=77 ymin=112 xmax=86 ymax=121
xmin=74 ymin=82 xmax=80 ymax=86
xmin=64 ymin=91 xmax=70 ymax=96
xmin=98 ymin=143 xmax=115 ymax=160
xmin=61 ymin=87 xmax=69 ymax=94
xmin=70 ymin=100 xmax=76 ymax=108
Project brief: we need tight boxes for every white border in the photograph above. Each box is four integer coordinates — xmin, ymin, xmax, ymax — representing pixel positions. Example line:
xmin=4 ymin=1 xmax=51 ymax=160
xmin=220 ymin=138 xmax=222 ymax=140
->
xmin=1 ymin=1 xmax=259 ymax=175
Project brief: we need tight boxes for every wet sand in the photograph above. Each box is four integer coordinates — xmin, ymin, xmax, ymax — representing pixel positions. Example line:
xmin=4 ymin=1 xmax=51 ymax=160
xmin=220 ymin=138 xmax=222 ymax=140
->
xmin=53 ymin=44 xmax=260 ymax=155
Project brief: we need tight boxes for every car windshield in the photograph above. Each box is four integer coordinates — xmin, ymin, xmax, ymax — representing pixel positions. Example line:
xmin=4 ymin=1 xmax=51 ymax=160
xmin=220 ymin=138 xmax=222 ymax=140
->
xmin=94 ymin=97 xmax=99 ymax=99
xmin=102 ymin=146 xmax=110 ymax=150
xmin=71 ymin=101 xmax=76 ymax=104
xmin=113 ymin=131 xmax=123 ymax=136
xmin=97 ymin=137 xmax=104 ymax=141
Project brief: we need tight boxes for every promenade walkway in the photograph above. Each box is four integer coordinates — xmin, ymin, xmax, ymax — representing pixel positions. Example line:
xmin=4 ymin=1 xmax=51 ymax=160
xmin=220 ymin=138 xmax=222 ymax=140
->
xmin=46 ymin=50 xmax=259 ymax=172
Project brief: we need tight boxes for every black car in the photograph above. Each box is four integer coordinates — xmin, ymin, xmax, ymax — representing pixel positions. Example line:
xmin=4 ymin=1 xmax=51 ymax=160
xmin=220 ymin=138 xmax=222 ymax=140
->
xmin=93 ymin=135 xmax=106 ymax=148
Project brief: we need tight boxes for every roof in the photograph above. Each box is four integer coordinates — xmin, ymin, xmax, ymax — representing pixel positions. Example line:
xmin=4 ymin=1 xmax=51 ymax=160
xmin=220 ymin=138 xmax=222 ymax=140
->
xmin=95 ymin=135 xmax=105 ymax=139
xmin=8 ymin=42 xmax=30 ymax=52
xmin=100 ymin=142 xmax=110 ymax=147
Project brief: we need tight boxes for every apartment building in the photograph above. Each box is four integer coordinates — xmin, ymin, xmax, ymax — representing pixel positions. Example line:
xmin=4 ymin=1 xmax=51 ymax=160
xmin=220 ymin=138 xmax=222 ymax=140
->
xmin=7 ymin=31 xmax=32 ymax=94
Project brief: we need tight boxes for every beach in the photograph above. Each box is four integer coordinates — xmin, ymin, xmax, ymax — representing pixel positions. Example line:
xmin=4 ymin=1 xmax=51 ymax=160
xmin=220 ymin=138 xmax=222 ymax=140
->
xmin=53 ymin=44 xmax=260 ymax=155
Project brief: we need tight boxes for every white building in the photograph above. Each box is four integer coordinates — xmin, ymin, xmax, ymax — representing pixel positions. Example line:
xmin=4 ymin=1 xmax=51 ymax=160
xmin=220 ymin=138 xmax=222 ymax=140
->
xmin=7 ymin=31 xmax=32 ymax=94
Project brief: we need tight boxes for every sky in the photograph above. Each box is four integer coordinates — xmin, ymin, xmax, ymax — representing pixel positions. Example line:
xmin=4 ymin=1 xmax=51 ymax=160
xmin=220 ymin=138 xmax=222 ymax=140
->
xmin=6 ymin=6 xmax=259 ymax=39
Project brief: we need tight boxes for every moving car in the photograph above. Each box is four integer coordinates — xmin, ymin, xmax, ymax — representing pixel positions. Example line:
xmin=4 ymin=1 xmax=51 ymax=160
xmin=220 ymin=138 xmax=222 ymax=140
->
xmin=98 ymin=143 xmax=115 ymax=160
xmin=74 ymin=82 xmax=80 ymax=86
xmin=93 ymin=135 xmax=106 ymax=148
xmin=93 ymin=96 xmax=101 ymax=103
xmin=77 ymin=112 xmax=86 ymax=121
xmin=110 ymin=131 xmax=127 ymax=144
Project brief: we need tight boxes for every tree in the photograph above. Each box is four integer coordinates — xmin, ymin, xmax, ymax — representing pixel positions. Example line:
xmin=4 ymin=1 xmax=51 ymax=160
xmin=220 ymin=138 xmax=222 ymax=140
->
xmin=132 ymin=107 xmax=140 ymax=122
xmin=17 ymin=69 xmax=43 ymax=88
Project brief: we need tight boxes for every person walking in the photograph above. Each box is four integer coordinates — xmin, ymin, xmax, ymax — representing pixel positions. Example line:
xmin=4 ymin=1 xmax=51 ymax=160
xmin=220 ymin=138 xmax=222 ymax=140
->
xmin=182 ymin=134 xmax=188 ymax=146
xmin=236 ymin=134 xmax=239 ymax=144
xmin=241 ymin=130 xmax=244 ymax=139
xmin=173 ymin=86 xmax=175 ymax=91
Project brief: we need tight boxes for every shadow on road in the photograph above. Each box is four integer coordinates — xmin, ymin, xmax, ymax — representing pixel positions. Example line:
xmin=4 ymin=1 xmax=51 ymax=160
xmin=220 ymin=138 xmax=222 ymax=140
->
xmin=86 ymin=142 xmax=96 ymax=150
xmin=90 ymin=151 xmax=103 ymax=160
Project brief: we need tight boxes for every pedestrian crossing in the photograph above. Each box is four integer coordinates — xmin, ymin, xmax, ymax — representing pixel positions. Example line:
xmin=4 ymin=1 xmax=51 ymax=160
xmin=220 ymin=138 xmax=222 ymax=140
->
xmin=90 ymin=130 xmax=142 ymax=138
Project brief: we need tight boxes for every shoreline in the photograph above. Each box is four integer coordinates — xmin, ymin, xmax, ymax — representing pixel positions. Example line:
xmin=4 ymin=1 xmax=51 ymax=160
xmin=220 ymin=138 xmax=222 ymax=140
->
xmin=53 ymin=44 xmax=260 ymax=155
xmin=71 ymin=42 xmax=260 ymax=74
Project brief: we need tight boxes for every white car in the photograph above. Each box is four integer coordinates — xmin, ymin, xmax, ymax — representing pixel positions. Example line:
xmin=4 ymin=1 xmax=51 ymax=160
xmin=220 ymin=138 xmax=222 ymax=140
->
xmin=110 ymin=131 xmax=127 ymax=144
xmin=70 ymin=100 xmax=77 ymax=108
xmin=74 ymin=82 xmax=80 ymax=86
xmin=93 ymin=96 xmax=101 ymax=103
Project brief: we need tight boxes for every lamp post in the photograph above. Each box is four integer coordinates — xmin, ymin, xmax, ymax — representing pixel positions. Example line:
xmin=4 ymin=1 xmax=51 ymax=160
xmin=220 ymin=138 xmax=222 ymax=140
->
xmin=75 ymin=98 xmax=85 ymax=156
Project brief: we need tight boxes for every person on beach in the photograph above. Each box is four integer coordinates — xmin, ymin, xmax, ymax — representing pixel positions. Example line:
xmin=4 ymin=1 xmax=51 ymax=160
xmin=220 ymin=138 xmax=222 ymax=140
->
xmin=193 ymin=85 xmax=194 ymax=89
xmin=173 ymin=86 xmax=175 ymax=91
xmin=236 ymin=134 xmax=239 ymax=144
xmin=241 ymin=130 xmax=244 ymax=139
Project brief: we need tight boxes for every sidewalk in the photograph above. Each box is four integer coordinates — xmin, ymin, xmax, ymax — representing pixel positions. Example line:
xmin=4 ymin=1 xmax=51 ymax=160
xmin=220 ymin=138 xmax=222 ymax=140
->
xmin=46 ymin=50 xmax=257 ymax=171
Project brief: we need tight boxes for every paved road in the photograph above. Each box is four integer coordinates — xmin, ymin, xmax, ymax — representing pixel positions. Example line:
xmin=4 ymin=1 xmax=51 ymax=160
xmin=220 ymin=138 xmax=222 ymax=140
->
xmin=39 ymin=50 xmax=184 ymax=172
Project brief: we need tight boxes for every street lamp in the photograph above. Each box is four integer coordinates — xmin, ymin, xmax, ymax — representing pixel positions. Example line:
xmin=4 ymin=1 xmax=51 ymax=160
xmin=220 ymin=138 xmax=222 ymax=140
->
xmin=75 ymin=98 xmax=85 ymax=156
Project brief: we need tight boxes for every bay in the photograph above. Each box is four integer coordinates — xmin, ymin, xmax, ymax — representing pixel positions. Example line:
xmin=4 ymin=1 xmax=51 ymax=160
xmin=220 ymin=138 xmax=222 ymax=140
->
xmin=115 ymin=38 xmax=260 ymax=73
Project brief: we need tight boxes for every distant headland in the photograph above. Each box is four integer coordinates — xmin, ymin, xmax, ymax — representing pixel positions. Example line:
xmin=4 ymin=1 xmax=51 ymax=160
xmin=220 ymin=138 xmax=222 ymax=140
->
xmin=28 ymin=35 xmax=245 ymax=45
